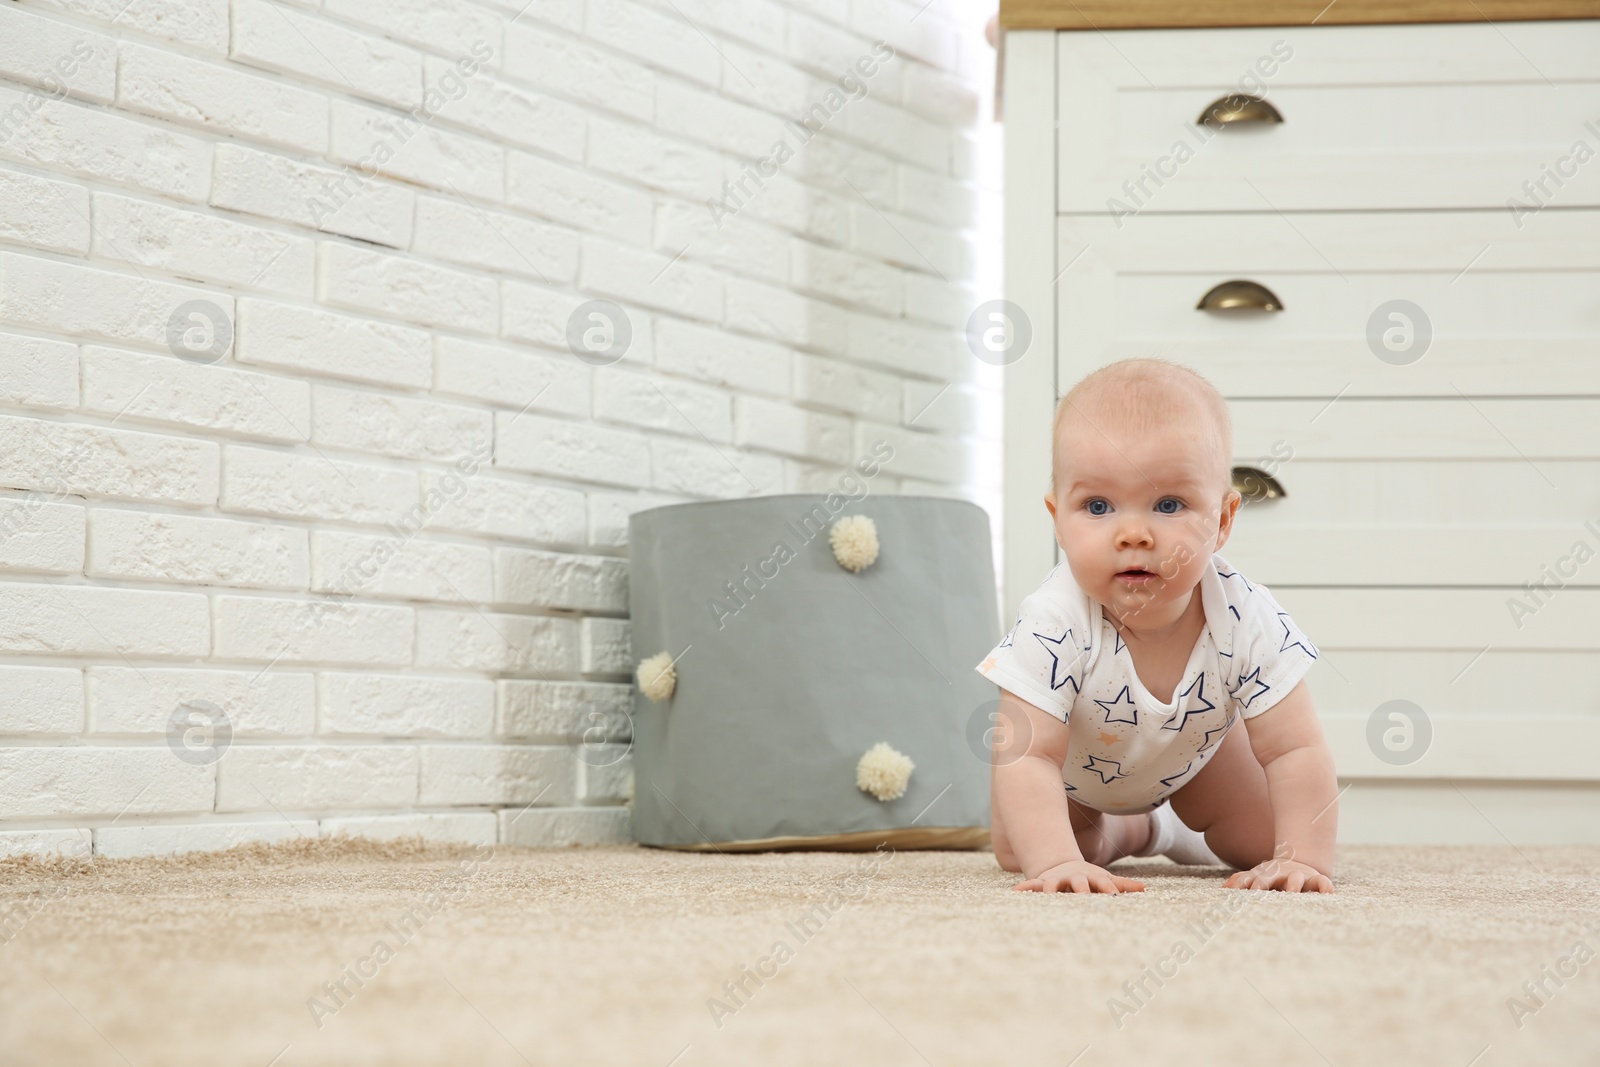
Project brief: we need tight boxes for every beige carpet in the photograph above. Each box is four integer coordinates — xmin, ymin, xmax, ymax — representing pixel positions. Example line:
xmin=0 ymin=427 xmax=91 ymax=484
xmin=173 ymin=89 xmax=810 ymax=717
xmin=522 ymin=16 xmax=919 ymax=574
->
xmin=1 ymin=838 xmax=1597 ymax=1066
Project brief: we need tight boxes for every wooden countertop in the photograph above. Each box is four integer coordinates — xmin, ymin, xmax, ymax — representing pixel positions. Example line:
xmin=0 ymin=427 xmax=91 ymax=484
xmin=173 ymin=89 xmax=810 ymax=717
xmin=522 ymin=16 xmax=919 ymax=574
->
xmin=1000 ymin=0 xmax=1600 ymax=29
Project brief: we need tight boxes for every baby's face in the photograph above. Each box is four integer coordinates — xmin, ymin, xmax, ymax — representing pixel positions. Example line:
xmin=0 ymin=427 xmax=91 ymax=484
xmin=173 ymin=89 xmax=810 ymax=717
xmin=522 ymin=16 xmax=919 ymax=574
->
xmin=1046 ymin=407 xmax=1238 ymax=627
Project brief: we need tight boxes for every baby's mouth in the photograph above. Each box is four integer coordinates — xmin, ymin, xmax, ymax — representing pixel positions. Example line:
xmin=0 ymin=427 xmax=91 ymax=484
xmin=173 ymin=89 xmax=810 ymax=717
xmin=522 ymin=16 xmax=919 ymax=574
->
xmin=1115 ymin=567 xmax=1156 ymax=583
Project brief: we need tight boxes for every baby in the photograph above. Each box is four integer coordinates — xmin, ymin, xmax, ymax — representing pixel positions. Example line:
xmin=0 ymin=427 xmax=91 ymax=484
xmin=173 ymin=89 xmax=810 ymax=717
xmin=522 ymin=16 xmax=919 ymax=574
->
xmin=976 ymin=358 xmax=1338 ymax=894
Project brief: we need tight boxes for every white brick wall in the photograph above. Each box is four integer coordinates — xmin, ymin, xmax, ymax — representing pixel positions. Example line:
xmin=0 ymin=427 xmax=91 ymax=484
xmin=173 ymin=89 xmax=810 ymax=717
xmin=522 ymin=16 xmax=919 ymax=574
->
xmin=0 ymin=0 xmax=1000 ymax=857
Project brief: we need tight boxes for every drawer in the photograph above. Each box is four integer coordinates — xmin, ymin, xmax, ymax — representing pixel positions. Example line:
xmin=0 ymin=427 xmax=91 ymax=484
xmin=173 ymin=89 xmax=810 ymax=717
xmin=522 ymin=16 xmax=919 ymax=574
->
xmin=1055 ymin=210 xmax=1600 ymax=397
xmin=1227 ymin=399 xmax=1600 ymax=586
xmin=1057 ymin=21 xmax=1600 ymax=213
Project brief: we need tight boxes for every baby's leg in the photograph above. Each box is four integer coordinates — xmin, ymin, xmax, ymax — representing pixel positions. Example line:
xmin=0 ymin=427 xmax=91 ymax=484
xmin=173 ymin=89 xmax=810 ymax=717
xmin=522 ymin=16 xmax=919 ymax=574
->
xmin=1166 ymin=713 xmax=1277 ymax=869
xmin=991 ymin=788 xmax=1150 ymax=871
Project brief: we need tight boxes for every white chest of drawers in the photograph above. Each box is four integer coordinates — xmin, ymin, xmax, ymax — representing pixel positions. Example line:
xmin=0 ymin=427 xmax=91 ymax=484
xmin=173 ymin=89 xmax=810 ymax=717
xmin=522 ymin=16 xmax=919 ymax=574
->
xmin=1001 ymin=14 xmax=1600 ymax=841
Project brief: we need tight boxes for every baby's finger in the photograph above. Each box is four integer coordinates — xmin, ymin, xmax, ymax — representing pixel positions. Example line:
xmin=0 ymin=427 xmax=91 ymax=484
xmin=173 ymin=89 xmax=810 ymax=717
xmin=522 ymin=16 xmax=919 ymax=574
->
xmin=1284 ymin=871 xmax=1306 ymax=893
xmin=1226 ymin=872 xmax=1254 ymax=890
xmin=1012 ymin=878 xmax=1043 ymax=892
xmin=1310 ymin=874 xmax=1333 ymax=893
xmin=1068 ymin=874 xmax=1091 ymax=894
xmin=1088 ymin=874 xmax=1120 ymax=895
xmin=1111 ymin=875 xmax=1146 ymax=893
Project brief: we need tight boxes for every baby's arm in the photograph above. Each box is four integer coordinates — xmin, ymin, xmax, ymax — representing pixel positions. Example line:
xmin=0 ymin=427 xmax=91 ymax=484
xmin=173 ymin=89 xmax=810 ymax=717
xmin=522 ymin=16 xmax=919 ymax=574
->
xmin=992 ymin=688 xmax=1145 ymax=895
xmin=1226 ymin=679 xmax=1339 ymax=892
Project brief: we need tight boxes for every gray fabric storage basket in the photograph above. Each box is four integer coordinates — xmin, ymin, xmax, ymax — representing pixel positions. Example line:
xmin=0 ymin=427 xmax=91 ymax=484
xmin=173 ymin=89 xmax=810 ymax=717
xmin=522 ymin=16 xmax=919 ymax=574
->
xmin=627 ymin=493 xmax=998 ymax=851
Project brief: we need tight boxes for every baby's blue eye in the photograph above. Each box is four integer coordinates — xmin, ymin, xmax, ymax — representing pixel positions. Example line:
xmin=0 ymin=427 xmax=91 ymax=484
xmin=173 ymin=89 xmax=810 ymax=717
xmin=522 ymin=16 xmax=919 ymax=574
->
xmin=1155 ymin=497 xmax=1183 ymax=515
xmin=1086 ymin=498 xmax=1111 ymax=516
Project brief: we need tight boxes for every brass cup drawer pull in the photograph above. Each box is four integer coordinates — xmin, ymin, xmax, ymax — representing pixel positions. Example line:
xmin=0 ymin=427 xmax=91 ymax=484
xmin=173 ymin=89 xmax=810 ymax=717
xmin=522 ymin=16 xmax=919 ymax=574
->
xmin=1197 ymin=279 xmax=1284 ymax=312
xmin=1198 ymin=93 xmax=1284 ymax=129
xmin=1231 ymin=466 xmax=1286 ymax=503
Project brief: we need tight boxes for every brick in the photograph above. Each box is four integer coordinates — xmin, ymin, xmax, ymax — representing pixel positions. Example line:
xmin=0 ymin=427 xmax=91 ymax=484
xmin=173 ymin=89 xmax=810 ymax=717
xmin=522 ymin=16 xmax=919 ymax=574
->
xmin=849 ymin=5 xmax=953 ymax=70
xmin=655 ymin=80 xmax=783 ymax=160
xmin=0 ymin=666 xmax=82 ymax=734
xmin=734 ymin=395 xmax=852 ymax=464
xmin=580 ymin=618 xmax=631 ymax=674
xmin=855 ymin=421 xmax=963 ymax=483
xmin=317 ymin=242 xmax=497 ymax=335
xmin=653 ymin=317 xmax=789 ymax=395
xmin=321 ymin=812 xmax=496 ymax=845
xmin=90 ymin=192 xmax=313 ymax=297
xmin=792 ymin=238 xmax=903 ymax=315
xmin=586 ymin=0 xmax=718 ymax=85
xmin=235 ymin=299 xmax=433 ymax=389
xmin=0 ymin=496 xmax=84 ymax=576
xmin=847 ymin=310 xmax=966 ymax=380
xmin=88 ymin=666 xmax=314 ymax=735
xmin=588 ymin=118 xmax=724 ymax=201
xmin=213 ymin=594 xmax=414 ymax=666
xmin=0 ymin=87 xmax=211 ymax=202
xmin=476 ymin=0 xmax=581 ymax=32
xmin=903 ymin=380 xmax=990 ymax=436
xmin=87 ymin=507 xmax=306 ymax=590
xmin=118 ymin=42 xmax=329 ymax=154
xmin=95 ymin=820 xmax=318 ymax=859
xmin=415 ymin=608 xmax=577 ymax=673
xmin=655 ymin=199 xmax=788 ymax=287
xmin=900 ymin=61 xmax=980 ymax=127
xmin=311 ymin=384 xmax=491 ymax=463
xmin=0 ymin=251 xmax=232 ymax=355
xmin=496 ymin=413 xmax=652 ymax=489
xmin=898 ymin=163 xmax=977 ymax=227
xmin=792 ymin=133 xmax=897 ymax=204
xmin=502 ymin=282 xmax=652 ymax=369
xmin=321 ymin=0 xmax=505 ymax=62
xmin=649 ymin=436 xmax=782 ymax=497
xmin=0 ymin=413 xmax=220 ymax=507
xmin=216 ymin=744 xmax=418 ymax=810
xmin=311 ymin=529 xmax=493 ymax=603
xmin=419 ymin=744 xmax=574 ymax=805
xmin=0 ymin=8 xmax=116 ymax=103
xmin=904 ymin=271 xmax=978 ymax=330
xmin=0 ymin=829 xmax=91 ymax=859
xmin=0 ymin=333 xmax=76 ymax=410
xmin=329 ymin=98 xmax=503 ymax=202
xmin=422 ymin=55 xmax=583 ymax=161
xmin=593 ymin=366 xmax=732 ymax=442
xmin=716 ymin=39 xmax=814 ymax=112
xmin=587 ymin=490 xmax=682 ymax=548
xmin=0 ymin=747 xmax=213 ymax=817
xmin=222 ymin=444 xmax=418 ymax=526
xmin=844 ymin=94 xmax=950 ymax=174
xmin=503 ymin=23 xmax=653 ymax=121
xmin=81 ymin=345 xmax=311 ymax=443
xmin=27 ymin=0 xmax=229 ymax=55
xmin=793 ymin=352 xmax=900 ymax=422
xmin=211 ymin=143 xmax=415 ymax=250
xmin=497 ymin=805 xmax=630 ymax=846
xmin=432 ymin=335 xmax=589 ymax=418
xmin=497 ymin=679 xmax=632 ymax=741
xmin=494 ymin=548 xmax=627 ymax=612
xmin=581 ymin=236 xmax=723 ymax=323
xmin=231 ymin=0 xmax=422 ymax=109
xmin=724 ymin=276 xmax=847 ymax=351
xmin=506 ymin=150 xmax=652 ymax=244
xmin=417 ymin=469 xmax=588 ymax=546
xmin=0 ymin=166 xmax=89 ymax=255
xmin=319 ymin=673 xmax=493 ymax=737
xmin=413 ymin=194 xmax=580 ymax=285
xmin=578 ymin=752 xmax=632 ymax=804
xmin=666 ymin=0 xmax=785 ymax=53
xmin=849 ymin=200 xmax=966 ymax=278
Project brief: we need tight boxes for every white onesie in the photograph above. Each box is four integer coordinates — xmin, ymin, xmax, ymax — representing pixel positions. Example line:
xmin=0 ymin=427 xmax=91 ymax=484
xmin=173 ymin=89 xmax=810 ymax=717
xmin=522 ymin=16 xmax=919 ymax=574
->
xmin=974 ymin=554 xmax=1318 ymax=815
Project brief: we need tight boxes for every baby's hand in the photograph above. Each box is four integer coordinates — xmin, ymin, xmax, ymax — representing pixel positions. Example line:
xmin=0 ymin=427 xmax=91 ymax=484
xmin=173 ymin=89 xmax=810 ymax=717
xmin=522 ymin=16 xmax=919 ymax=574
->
xmin=1224 ymin=857 xmax=1332 ymax=893
xmin=1013 ymin=859 xmax=1145 ymax=895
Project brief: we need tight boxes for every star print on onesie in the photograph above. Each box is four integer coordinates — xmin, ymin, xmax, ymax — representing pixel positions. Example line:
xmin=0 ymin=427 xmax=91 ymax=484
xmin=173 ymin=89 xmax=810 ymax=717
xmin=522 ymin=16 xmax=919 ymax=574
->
xmin=974 ymin=554 xmax=1318 ymax=815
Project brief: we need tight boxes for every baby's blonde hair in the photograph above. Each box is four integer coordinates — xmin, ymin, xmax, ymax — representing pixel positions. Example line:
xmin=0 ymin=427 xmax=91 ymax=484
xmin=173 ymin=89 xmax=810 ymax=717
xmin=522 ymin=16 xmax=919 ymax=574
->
xmin=1050 ymin=358 xmax=1233 ymax=495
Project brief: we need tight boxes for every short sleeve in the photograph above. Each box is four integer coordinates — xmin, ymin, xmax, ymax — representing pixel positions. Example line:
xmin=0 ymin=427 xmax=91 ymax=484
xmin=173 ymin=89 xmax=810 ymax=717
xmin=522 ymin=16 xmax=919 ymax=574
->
xmin=973 ymin=566 xmax=1093 ymax=723
xmin=1228 ymin=578 xmax=1319 ymax=719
